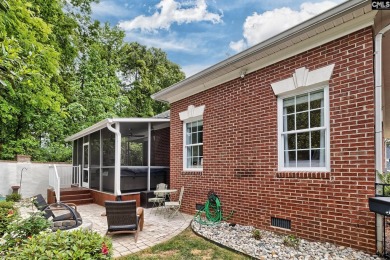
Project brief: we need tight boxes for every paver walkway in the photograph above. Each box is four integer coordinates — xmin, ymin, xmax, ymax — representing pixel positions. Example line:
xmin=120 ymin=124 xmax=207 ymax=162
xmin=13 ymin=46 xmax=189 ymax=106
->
xmin=77 ymin=204 xmax=193 ymax=258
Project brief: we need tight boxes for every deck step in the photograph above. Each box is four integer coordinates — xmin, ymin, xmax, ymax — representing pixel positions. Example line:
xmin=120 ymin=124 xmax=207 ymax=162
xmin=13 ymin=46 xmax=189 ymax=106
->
xmin=62 ymin=198 xmax=94 ymax=205
xmin=55 ymin=188 xmax=94 ymax=205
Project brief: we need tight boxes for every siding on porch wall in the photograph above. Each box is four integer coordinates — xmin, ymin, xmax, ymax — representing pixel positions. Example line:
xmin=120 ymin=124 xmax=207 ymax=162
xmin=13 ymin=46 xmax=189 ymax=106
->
xmin=169 ymin=27 xmax=376 ymax=253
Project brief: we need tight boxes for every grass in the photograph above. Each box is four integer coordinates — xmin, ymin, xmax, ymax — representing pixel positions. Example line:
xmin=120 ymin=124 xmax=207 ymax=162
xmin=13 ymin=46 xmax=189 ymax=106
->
xmin=120 ymin=227 xmax=250 ymax=260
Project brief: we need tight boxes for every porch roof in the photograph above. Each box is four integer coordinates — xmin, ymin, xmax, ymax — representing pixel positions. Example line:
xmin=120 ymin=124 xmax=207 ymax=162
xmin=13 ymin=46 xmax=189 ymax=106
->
xmin=64 ymin=118 xmax=170 ymax=142
xmin=151 ymin=0 xmax=374 ymax=103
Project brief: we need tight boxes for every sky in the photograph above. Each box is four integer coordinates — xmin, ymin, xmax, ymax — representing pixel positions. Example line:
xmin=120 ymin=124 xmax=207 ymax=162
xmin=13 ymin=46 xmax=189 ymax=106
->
xmin=91 ymin=0 xmax=346 ymax=78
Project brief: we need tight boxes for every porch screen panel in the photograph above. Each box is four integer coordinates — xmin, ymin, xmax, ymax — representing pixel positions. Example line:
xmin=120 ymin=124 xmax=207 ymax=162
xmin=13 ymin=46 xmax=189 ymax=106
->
xmin=101 ymin=127 xmax=115 ymax=194
xmin=102 ymin=128 xmax=115 ymax=166
xmin=90 ymin=131 xmax=100 ymax=190
xmin=77 ymin=138 xmax=82 ymax=168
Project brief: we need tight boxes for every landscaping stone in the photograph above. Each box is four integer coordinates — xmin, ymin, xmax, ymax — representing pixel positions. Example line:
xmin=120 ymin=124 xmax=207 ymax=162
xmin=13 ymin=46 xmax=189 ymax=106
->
xmin=191 ymin=221 xmax=383 ymax=260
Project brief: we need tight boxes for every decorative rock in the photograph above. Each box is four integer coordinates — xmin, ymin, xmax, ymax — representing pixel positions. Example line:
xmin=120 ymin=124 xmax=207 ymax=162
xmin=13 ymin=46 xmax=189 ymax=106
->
xmin=191 ymin=221 xmax=383 ymax=260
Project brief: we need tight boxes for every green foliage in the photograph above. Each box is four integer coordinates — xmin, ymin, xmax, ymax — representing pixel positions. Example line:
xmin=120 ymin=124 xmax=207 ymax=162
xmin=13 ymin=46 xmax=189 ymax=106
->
xmin=0 ymin=212 xmax=51 ymax=252
xmin=283 ymin=234 xmax=300 ymax=249
xmin=251 ymin=229 xmax=262 ymax=240
xmin=0 ymin=0 xmax=184 ymax=162
xmin=376 ymin=171 xmax=390 ymax=196
xmin=5 ymin=229 xmax=113 ymax=259
xmin=0 ymin=200 xmax=16 ymax=236
xmin=6 ymin=193 xmax=21 ymax=202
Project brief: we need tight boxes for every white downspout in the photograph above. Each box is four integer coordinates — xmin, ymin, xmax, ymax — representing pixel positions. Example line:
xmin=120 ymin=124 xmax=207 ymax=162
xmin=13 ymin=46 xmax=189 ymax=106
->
xmin=107 ymin=121 xmax=122 ymax=197
xmin=375 ymin=24 xmax=390 ymax=256
xmin=147 ymin=122 xmax=151 ymax=191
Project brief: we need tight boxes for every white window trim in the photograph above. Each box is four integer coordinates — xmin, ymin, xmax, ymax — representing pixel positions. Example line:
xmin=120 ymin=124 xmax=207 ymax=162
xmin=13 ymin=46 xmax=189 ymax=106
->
xmin=180 ymin=105 xmax=205 ymax=171
xmin=277 ymin=85 xmax=330 ymax=172
xmin=273 ymin=64 xmax=334 ymax=172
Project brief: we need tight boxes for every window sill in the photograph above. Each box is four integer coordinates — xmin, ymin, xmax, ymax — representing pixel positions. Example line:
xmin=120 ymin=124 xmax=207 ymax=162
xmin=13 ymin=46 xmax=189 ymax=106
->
xmin=275 ymin=171 xmax=330 ymax=180
xmin=181 ymin=171 xmax=203 ymax=176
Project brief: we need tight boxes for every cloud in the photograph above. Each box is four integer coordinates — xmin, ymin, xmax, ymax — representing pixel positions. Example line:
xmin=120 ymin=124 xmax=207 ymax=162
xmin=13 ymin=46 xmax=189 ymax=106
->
xmin=229 ymin=1 xmax=341 ymax=53
xmin=118 ymin=0 xmax=222 ymax=32
xmin=181 ymin=63 xmax=212 ymax=78
xmin=124 ymin=32 xmax=194 ymax=52
xmin=91 ymin=0 xmax=133 ymax=19
xmin=229 ymin=39 xmax=247 ymax=53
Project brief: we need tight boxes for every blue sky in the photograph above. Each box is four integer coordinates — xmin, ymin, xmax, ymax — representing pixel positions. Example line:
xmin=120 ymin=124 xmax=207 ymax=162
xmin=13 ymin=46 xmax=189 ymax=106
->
xmin=91 ymin=0 xmax=345 ymax=77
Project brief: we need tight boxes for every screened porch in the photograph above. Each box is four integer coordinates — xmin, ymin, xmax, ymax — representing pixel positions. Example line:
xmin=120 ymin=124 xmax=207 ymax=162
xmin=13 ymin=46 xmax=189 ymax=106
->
xmin=64 ymin=118 xmax=170 ymax=197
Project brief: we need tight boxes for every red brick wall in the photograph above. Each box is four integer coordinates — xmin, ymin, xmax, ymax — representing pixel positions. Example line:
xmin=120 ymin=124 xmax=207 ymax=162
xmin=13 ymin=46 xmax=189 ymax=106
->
xmin=169 ymin=27 xmax=376 ymax=253
xmin=151 ymin=127 xmax=170 ymax=166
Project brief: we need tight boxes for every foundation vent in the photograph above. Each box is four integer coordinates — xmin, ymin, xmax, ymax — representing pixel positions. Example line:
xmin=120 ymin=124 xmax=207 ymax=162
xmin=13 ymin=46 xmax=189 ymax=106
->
xmin=271 ymin=217 xmax=291 ymax=230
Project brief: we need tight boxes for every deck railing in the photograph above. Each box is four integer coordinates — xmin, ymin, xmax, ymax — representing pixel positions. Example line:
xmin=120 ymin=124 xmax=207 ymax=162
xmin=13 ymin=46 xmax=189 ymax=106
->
xmin=49 ymin=165 xmax=81 ymax=202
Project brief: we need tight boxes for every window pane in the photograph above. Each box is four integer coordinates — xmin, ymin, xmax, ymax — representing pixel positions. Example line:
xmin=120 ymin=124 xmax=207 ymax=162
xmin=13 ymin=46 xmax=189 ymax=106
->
xmin=296 ymin=112 xmax=308 ymax=129
xmin=193 ymin=146 xmax=198 ymax=156
xmin=186 ymin=133 xmax=191 ymax=145
xmin=187 ymin=146 xmax=192 ymax=158
xmin=198 ymin=121 xmax=203 ymax=131
xmin=187 ymin=158 xmax=192 ymax=168
xmin=297 ymin=132 xmax=309 ymax=149
xmin=296 ymin=94 xmax=308 ymax=112
xmin=297 ymin=150 xmax=310 ymax=167
xmin=198 ymin=131 xmax=203 ymax=143
xmin=311 ymin=131 xmax=324 ymax=148
xmin=192 ymin=133 xmax=197 ymax=144
xmin=310 ymin=109 xmax=323 ymax=128
xmin=310 ymin=91 xmax=324 ymax=109
xmin=287 ymin=134 xmax=296 ymax=150
xmin=191 ymin=121 xmax=197 ymax=133
xmin=199 ymin=145 xmax=203 ymax=157
xmin=286 ymin=115 xmax=295 ymax=131
xmin=283 ymin=97 xmax=295 ymax=114
xmin=284 ymin=151 xmax=296 ymax=167
xmin=311 ymin=149 xmax=325 ymax=167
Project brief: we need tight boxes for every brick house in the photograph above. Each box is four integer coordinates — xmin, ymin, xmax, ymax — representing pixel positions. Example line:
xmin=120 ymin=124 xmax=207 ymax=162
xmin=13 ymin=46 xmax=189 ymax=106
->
xmin=152 ymin=0 xmax=390 ymax=255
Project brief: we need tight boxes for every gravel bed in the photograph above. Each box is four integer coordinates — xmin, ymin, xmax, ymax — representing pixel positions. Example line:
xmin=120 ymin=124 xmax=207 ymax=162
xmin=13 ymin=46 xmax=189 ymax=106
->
xmin=191 ymin=221 xmax=383 ymax=260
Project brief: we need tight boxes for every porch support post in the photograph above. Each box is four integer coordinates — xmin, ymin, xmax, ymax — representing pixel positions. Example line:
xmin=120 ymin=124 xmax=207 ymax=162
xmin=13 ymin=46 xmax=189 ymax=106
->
xmin=147 ymin=122 xmax=151 ymax=191
xmin=107 ymin=122 xmax=122 ymax=197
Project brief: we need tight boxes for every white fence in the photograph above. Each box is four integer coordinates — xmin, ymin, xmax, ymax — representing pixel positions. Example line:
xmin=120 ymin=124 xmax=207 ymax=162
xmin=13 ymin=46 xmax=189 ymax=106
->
xmin=0 ymin=161 xmax=72 ymax=199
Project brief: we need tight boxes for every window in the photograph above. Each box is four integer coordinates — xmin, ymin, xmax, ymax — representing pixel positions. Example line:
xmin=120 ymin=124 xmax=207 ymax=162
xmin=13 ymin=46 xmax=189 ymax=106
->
xmin=184 ymin=119 xmax=203 ymax=170
xmin=278 ymin=88 xmax=329 ymax=171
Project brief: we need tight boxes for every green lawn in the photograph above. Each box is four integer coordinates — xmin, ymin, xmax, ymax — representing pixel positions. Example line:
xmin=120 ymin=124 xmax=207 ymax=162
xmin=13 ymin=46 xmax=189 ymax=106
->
xmin=121 ymin=227 xmax=250 ymax=260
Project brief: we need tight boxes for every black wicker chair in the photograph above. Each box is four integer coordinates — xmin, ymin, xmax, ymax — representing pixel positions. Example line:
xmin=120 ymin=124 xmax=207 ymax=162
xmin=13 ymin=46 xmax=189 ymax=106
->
xmin=33 ymin=194 xmax=82 ymax=225
xmin=105 ymin=200 xmax=142 ymax=242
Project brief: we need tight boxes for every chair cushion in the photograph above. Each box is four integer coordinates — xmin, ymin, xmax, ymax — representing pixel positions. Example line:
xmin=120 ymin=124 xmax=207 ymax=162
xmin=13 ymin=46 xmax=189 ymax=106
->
xmin=108 ymin=224 xmax=137 ymax=231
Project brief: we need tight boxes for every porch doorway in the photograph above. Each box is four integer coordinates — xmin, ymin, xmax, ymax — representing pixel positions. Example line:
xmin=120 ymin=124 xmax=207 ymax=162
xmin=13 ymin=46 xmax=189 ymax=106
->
xmin=82 ymin=142 xmax=89 ymax=188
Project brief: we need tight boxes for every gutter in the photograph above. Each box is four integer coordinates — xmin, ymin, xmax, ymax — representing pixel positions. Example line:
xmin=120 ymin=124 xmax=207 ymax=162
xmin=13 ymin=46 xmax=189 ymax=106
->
xmin=374 ymin=23 xmax=390 ymax=256
xmin=106 ymin=121 xmax=122 ymax=197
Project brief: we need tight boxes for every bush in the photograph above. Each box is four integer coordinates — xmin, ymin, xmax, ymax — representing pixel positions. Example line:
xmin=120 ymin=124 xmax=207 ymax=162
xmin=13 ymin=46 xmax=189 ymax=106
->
xmin=5 ymin=229 xmax=112 ymax=259
xmin=0 ymin=201 xmax=17 ymax=236
xmin=252 ymin=229 xmax=262 ymax=240
xmin=6 ymin=193 xmax=21 ymax=202
xmin=0 ymin=212 xmax=51 ymax=252
xmin=283 ymin=234 xmax=300 ymax=249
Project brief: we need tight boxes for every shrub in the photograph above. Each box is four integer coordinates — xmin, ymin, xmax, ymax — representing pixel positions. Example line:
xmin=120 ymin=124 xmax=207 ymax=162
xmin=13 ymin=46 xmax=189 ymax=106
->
xmin=252 ymin=229 xmax=262 ymax=240
xmin=283 ymin=234 xmax=300 ymax=249
xmin=5 ymin=229 xmax=112 ymax=259
xmin=6 ymin=193 xmax=21 ymax=202
xmin=0 ymin=201 xmax=17 ymax=236
xmin=0 ymin=212 xmax=51 ymax=252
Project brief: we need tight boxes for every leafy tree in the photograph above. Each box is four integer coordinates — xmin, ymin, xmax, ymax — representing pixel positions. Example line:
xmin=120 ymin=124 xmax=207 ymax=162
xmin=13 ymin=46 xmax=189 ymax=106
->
xmin=0 ymin=0 xmax=65 ymax=159
xmin=119 ymin=42 xmax=185 ymax=117
xmin=0 ymin=0 xmax=185 ymax=161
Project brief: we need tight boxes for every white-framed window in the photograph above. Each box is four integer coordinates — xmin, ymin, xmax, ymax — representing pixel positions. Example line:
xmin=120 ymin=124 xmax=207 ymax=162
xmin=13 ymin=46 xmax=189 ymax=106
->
xmin=179 ymin=105 xmax=205 ymax=171
xmin=183 ymin=118 xmax=203 ymax=170
xmin=278 ymin=87 xmax=330 ymax=171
